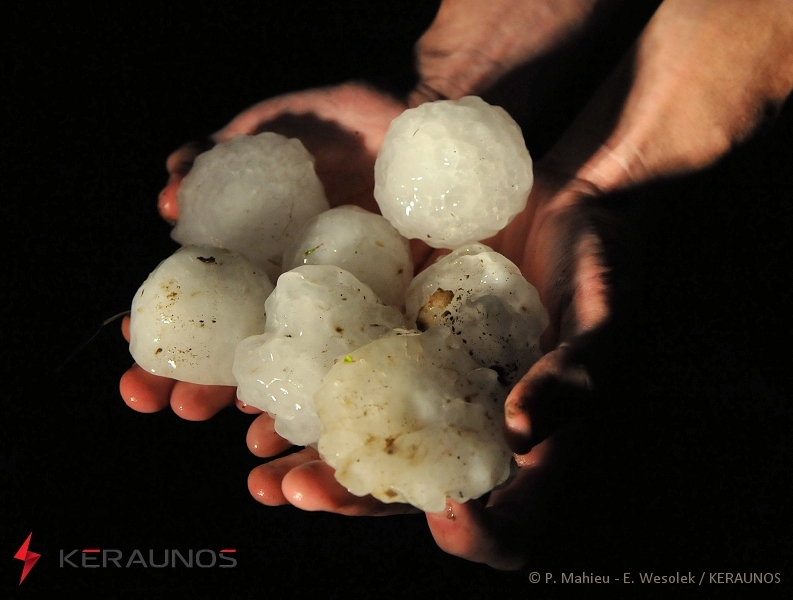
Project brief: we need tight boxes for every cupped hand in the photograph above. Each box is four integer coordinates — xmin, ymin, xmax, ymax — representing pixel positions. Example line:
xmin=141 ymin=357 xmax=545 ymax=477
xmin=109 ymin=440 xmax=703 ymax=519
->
xmin=159 ymin=83 xmax=406 ymax=220
xmin=245 ymin=166 xmax=620 ymax=570
xmin=247 ymin=0 xmax=793 ymax=570
xmin=243 ymin=0 xmax=629 ymax=565
xmin=121 ymin=0 xmax=793 ymax=570
xmin=231 ymin=0 xmax=631 ymax=568
xmin=426 ymin=0 xmax=793 ymax=568
xmin=120 ymin=83 xmax=410 ymax=420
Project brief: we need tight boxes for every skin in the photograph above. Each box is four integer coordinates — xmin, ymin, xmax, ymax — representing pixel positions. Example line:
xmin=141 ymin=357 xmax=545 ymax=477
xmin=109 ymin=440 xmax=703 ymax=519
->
xmin=120 ymin=0 xmax=793 ymax=570
xmin=409 ymin=0 xmax=616 ymax=106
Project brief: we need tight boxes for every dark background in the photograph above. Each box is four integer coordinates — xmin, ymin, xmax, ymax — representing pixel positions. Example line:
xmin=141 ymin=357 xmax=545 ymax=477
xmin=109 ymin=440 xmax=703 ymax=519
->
xmin=2 ymin=1 xmax=790 ymax=597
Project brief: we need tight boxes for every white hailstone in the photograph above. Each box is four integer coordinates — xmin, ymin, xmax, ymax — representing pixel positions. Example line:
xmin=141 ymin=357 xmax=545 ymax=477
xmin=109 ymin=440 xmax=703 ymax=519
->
xmin=281 ymin=205 xmax=414 ymax=309
xmin=129 ymin=246 xmax=273 ymax=386
xmin=405 ymin=244 xmax=547 ymax=386
xmin=374 ymin=96 xmax=533 ymax=249
xmin=233 ymin=265 xmax=406 ymax=446
xmin=315 ymin=327 xmax=513 ymax=513
xmin=172 ymin=132 xmax=330 ymax=281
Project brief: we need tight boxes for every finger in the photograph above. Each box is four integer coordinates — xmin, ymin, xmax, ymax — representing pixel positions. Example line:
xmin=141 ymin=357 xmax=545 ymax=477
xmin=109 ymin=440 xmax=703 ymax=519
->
xmin=426 ymin=500 xmax=526 ymax=570
xmin=169 ymin=381 xmax=236 ymax=421
xmin=507 ymin=205 xmax=617 ymax=453
xmin=119 ymin=363 xmax=175 ymax=413
xmin=426 ymin=433 xmax=559 ymax=570
xmin=119 ymin=316 xmax=235 ymax=420
xmin=246 ymin=412 xmax=293 ymax=458
xmin=158 ymin=140 xmax=214 ymax=222
xmin=121 ymin=315 xmax=131 ymax=342
xmin=281 ymin=458 xmax=418 ymax=516
xmin=504 ymin=345 xmax=592 ymax=454
xmin=248 ymin=450 xmax=311 ymax=506
xmin=157 ymin=176 xmax=181 ymax=222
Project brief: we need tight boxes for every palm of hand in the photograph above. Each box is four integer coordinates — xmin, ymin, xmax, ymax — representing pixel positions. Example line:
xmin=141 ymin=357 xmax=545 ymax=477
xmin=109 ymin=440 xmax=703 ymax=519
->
xmin=120 ymin=83 xmax=612 ymax=570
xmin=121 ymin=83 xmax=407 ymax=417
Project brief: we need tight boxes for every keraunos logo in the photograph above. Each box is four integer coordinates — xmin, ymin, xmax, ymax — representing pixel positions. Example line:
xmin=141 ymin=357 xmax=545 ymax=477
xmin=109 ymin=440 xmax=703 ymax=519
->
xmin=59 ymin=548 xmax=237 ymax=568
xmin=14 ymin=533 xmax=41 ymax=584
xmin=11 ymin=533 xmax=237 ymax=585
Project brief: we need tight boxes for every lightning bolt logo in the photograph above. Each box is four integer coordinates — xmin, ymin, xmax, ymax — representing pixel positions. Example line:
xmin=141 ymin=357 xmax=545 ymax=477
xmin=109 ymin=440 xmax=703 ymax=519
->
xmin=14 ymin=533 xmax=40 ymax=584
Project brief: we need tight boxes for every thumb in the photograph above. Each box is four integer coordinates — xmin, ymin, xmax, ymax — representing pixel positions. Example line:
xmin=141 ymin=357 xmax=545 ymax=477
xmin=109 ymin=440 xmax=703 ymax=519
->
xmin=504 ymin=341 xmax=594 ymax=455
xmin=425 ymin=499 xmax=527 ymax=571
xmin=158 ymin=139 xmax=214 ymax=222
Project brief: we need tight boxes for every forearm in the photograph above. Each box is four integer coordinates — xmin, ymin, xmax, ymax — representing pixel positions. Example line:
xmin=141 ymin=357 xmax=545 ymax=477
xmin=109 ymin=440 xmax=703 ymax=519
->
xmin=511 ymin=0 xmax=793 ymax=345
xmin=544 ymin=0 xmax=793 ymax=192
xmin=511 ymin=0 xmax=793 ymax=319
xmin=410 ymin=0 xmax=623 ymax=104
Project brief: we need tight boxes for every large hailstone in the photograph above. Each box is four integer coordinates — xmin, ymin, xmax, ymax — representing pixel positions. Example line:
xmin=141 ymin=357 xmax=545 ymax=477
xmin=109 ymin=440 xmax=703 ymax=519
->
xmin=406 ymin=244 xmax=547 ymax=386
xmin=129 ymin=246 xmax=273 ymax=385
xmin=281 ymin=205 xmax=413 ymax=309
xmin=172 ymin=132 xmax=330 ymax=281
xmin=374 ymin=96 xmax=533 ymax=248
xmin=315 ymin=327 xmax=513 ymax=513
xmin=233 ymin=265 xmax=406 ymax=446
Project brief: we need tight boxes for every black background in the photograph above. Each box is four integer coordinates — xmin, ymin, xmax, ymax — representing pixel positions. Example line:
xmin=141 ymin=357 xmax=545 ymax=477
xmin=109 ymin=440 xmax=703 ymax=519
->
xmin=2 ymin=1 xmax=791 ymax=597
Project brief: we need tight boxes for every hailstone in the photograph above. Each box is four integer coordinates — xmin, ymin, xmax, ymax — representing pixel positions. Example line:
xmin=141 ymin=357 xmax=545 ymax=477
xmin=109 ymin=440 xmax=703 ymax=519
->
xmin=233 ymin=265 xmax=406 ymax=446
xmin=172 ymin=132 xmax=330 ymax=281
xmin=315 ymin=327 xmax=513 ymax=513
xmin=406 ymin=244 xmax=547 ymax=386
xmin=281 ymin=205 xmax=413 ymax=309
xmin=374 ymin=96 xmax=533 ymax=248
xmin=129 ymin=246 xmax=273 ymax=385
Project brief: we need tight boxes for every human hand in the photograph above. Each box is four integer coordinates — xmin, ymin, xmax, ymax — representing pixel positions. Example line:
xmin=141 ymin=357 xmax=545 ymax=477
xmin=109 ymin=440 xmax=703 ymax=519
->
xmin=408 ymin=0 xmax=618 ymax=107
xmin=244 ymin=166 xmax=618 ymax=570
xmin=120 ymin=83 xmax=409 ymax=420
xmin=243 ymin=0 xmax=628 ymax=570
xmin=121 ymin=0 xmax=793 ymax=569
xmin=250 ymin=0 xmax=793 ymax=570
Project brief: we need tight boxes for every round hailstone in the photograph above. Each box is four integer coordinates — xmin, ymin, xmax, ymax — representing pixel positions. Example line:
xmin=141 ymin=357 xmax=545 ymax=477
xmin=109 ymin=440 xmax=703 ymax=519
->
xmin=233 ymin=265 xmax=406 ymax=446
xmin=281 ymin=205 xmax=414 ymax=309
xmin=315 ymin=327 xmax=512 ymax=513
xmin=129 ymin=246 xmax=273 ymax=385
xmin=172 ymin=132 xmax=330 ymax=281
xmin=405 ymin=243 xmax=547 ymax=386
xmin=374 ymin=96 xmax=533 ymax=249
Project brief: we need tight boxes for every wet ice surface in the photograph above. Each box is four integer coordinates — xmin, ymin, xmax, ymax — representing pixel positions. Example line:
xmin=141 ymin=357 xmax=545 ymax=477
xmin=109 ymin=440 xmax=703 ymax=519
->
xmin=129 ymin=105 xmax=545 ymax=506
xmin=129 ymin=246 xmax=273 ymax=385
xmin=406 ymin=244 xmax=547 ymax=386
xmin=315 ymin=327 xmax=512 ymax=513
xmin=172 ymin=132 xmax=329 ymax=281
xmin=282 ymin=205 xmax=413 ymax=309
xmin=233 ymin=265 xmax=406 ymax=446
xmin=374 ymin=96 xmax=533 ymax=248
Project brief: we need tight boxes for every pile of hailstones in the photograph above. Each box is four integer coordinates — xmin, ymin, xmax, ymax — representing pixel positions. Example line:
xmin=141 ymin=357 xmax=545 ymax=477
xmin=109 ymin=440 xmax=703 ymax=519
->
xmin=129 ymin=96 xmax=547 ymax=513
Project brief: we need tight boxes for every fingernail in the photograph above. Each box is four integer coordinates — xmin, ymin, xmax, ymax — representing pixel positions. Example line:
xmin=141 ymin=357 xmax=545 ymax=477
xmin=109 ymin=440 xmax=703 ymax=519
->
xmin=504 ymin=387 xmax=534 ymax=454
xmin=505 ymin=400 xmax=531 ymax=435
